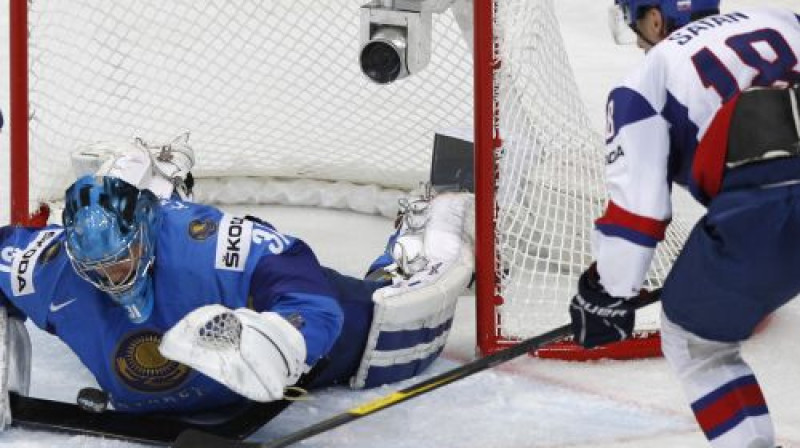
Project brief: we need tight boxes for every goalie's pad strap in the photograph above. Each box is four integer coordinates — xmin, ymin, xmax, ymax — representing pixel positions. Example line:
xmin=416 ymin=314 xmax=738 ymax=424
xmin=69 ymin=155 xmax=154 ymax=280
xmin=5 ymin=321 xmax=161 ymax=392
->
xmin=350 ymin=246 xmax=473 ymax=389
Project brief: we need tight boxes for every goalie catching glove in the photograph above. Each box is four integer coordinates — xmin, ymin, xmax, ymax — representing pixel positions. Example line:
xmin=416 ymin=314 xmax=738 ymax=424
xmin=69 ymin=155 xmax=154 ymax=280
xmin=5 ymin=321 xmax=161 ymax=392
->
xmin=569 ymin=264 xmax=636 ymax=348
xmin=159 ymin=305 xmax=307 ymax=402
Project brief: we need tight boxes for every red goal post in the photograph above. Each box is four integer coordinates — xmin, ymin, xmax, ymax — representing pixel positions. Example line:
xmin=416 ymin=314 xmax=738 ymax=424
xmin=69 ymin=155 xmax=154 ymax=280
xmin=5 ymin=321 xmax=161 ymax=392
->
xmin=7 ymin=0 xmax=699 ymax=360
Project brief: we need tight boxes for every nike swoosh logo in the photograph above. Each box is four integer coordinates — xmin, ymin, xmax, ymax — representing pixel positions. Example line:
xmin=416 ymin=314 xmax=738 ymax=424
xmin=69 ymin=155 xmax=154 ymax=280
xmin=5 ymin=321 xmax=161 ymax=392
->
xmin=50 ymin=298 xmax=78 ymax=313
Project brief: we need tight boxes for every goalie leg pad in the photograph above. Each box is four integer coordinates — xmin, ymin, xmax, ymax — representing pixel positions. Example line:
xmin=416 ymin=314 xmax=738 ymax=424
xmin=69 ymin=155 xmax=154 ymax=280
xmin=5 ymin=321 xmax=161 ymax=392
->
xmin=351 ymin=193 xmax=474 ymax=389
xmin=0 ymin=308 xmax=32 ymax=430
xmin=6 ymin=317 xmax=31 ymax=398
xmin=159 ymin=305 xmax=307 ymax=403
xmin=350 ymin=247 xmax=473 ymax=389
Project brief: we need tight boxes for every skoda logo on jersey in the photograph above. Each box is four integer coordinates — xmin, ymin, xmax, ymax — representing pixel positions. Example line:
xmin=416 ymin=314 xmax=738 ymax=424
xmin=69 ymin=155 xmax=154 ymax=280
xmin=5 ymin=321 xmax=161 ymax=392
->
xmin=114 ymin=330 xmax=192 ymax=393
xmin=215 ymin=214 xmax=253 ymax=272
xmin=11 ymin=229 xmax=64 ymax=296
xmin=188 ymin=218 xmax=217 ymax=240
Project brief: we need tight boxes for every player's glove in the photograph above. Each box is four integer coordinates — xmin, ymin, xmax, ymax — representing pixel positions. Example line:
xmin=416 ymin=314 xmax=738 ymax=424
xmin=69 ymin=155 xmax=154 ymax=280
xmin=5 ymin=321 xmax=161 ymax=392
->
xmin=159 ymin=305 xmax=307 ymax=402
xmin=569 ymin=264 xmax=635 ymax=348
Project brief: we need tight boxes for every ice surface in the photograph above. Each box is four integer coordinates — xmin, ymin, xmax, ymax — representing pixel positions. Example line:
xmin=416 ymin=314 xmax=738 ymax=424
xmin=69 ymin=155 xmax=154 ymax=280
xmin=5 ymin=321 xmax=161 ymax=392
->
xmin=1 ymin=1 xmax=799 ymax=447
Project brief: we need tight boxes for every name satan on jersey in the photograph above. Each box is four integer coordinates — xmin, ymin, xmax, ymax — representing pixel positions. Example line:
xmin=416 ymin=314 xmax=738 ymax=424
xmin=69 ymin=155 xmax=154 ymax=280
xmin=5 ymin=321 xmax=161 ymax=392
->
xmin=667 ymin=11 xmax=750 ymax=45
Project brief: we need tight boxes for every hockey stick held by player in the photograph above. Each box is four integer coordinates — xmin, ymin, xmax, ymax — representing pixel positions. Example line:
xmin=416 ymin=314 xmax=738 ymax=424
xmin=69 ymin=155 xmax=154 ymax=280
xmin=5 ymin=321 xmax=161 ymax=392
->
xmin=573 ymin=1 xmax=800 ymax=446
xmin=0 ymin=155 xmax=474 ymax=426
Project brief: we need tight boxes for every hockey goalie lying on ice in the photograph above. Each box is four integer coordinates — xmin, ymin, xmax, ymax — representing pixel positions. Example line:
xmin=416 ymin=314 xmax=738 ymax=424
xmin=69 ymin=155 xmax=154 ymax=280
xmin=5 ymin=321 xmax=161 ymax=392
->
xmin=0 ymin=135 xmax=474 ymax=425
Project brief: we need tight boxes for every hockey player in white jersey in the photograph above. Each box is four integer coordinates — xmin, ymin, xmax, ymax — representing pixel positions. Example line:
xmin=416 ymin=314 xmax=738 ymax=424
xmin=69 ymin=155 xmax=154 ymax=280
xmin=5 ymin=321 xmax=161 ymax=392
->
xmin=568 ymin=1 xmax=800 ymax=447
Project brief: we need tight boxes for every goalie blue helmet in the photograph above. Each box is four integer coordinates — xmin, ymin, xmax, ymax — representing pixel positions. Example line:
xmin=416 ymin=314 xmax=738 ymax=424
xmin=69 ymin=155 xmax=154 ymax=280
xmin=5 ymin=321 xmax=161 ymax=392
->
xmin=616 ymin=0 xmax=721 ymax=31
xmin=63 ymin=175 xmax=160 ymax=323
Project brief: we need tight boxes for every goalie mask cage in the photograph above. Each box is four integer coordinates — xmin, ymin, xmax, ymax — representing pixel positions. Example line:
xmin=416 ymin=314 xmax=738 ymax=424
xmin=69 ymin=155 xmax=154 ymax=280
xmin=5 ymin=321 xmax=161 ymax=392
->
xmin=8 ymin=0 xmax=700 ymax=360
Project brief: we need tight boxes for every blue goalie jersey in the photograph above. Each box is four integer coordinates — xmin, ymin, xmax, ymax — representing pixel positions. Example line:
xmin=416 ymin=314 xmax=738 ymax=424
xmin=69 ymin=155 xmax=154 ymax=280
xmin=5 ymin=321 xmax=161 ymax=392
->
xmin=0 ymin=200 xmax=344 ymax=414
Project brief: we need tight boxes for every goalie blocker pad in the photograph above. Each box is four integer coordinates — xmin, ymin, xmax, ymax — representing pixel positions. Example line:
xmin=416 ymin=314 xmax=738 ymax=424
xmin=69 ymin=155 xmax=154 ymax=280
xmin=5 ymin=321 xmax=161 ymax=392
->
xmin=70 ymin=132 xmax=195 ymax=201
xmin=351 ymin=193 xmax=474 ymax=389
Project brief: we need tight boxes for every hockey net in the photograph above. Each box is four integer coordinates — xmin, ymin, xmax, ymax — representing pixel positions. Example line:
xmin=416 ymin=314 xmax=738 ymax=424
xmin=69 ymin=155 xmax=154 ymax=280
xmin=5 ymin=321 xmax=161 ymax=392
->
xmin=9 ymin=0 xmax=702 ymax=360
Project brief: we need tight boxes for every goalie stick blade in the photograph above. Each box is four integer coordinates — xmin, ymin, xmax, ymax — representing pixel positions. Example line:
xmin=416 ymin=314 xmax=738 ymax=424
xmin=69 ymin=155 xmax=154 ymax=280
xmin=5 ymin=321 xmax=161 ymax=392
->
xmin=11 ymin=393 xmax=174 ymax=445
xmin=9 ymin=392 xmax=293 ymax=446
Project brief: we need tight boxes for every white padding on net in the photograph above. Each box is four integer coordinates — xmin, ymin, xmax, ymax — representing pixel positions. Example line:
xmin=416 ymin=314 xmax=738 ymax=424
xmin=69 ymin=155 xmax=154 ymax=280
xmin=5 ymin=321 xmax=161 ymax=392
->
xmin=194 ymin=177 xmax=407 ymax=219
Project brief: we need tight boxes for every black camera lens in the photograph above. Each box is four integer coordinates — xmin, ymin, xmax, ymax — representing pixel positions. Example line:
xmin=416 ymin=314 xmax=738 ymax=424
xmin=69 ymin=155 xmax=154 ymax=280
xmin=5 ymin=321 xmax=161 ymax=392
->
xmin=360 ymin=41 xmax=402 ymax=84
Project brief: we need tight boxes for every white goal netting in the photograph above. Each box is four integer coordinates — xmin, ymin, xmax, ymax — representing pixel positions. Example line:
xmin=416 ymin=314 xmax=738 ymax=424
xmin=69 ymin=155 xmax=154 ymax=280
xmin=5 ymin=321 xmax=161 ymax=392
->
xmin=489 ymin=0 xmax=702 ymax=342
xmin=17 ymin=0 xmax=703 ymax=353
xmin=24 ymin=0 xmax=473 ymax=214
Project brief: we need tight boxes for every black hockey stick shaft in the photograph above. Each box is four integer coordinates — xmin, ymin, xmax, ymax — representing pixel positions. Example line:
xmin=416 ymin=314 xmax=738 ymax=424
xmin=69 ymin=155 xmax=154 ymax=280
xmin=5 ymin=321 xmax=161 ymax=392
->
xmin=173 ymin=289 xmax=662 ymax=448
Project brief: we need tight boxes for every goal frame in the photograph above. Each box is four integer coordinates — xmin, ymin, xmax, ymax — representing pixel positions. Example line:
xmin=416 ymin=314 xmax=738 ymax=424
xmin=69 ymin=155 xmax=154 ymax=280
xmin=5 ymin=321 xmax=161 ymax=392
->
xmin=9 ymin=0 xmax=33 ymax=227
xmin=7 ymin=0 xmax=661 ymax=360
xmin=471 ymin=0 xmax=660 ymax=360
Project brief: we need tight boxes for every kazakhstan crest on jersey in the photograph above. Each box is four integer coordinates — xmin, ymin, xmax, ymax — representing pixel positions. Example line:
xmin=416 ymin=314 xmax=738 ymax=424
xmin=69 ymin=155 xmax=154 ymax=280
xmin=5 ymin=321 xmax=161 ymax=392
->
xmin=188 ymin=218 xmax=217 ymax=240
xmin=114 ymin=330 xmax=191 ymax=392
